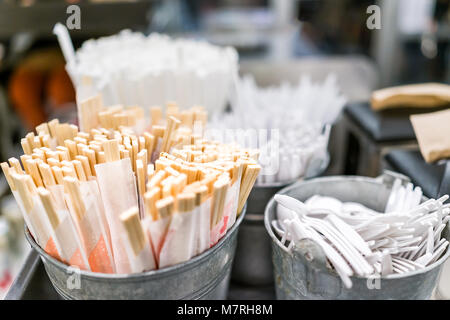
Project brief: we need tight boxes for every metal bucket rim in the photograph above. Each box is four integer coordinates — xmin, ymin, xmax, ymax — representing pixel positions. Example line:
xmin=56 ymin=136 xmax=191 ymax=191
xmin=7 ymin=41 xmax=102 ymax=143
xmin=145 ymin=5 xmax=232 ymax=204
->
xmin=254 ymin=151 xmax=330 ymax=188
xmin=26 ymin=204 xmax=246 ymax=282
xmin=264 ymin=175 xmax=450 ymax=280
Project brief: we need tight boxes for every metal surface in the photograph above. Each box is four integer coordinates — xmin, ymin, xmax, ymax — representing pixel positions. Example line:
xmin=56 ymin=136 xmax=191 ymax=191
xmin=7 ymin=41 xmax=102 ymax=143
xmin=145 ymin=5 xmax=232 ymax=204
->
xmin=4 ymin=249 xmax=40 ymax=300
xmin=5 ymin=249 xmax=60 ymax=300
xmin=264 ymin=174 xmax=450 ymax=299
xmin=0 ymin=1 xmax=154 ymax=39
xmin=232 ymin=156 xmax=329 ymax=286
xmin=231 ymin=211 xmax=277 ymax=286
xmin=25 ymin=207 xmax=246 ymax=300
xmin=342 ymin=110 xmax=419 ymax=177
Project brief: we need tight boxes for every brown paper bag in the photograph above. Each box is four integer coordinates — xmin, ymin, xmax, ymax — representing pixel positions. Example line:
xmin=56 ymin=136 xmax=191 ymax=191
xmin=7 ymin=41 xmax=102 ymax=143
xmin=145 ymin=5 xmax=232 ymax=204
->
xmin=372 ymin=83 xmax=450 ymax=111
xmin=410 ymin=109 xmax=450 ymax=163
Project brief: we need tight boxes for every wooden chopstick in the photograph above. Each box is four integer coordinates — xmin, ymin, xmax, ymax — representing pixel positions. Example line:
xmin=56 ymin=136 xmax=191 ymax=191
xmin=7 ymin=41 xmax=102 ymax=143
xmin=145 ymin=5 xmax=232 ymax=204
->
xmin=144 ymin=187 xmax=161 ymax=221
xmin=38 ymin=187 xmax=60 ymax=230
xmin=120 ymin=206 xmax=146 ymax=256
xmin=156 ymin=196 xmax=174 ymax=219
xmin=63 ymin=176 xmax=86 ymax=221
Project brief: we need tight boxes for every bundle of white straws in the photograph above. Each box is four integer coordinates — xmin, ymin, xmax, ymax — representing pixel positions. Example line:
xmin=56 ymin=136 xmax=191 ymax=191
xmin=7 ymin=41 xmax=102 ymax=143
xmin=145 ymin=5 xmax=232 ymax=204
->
xmin=64 ymin=30 xmax=238 ymax=114
xmin=208 ymin=74 xmax=346 ymax=184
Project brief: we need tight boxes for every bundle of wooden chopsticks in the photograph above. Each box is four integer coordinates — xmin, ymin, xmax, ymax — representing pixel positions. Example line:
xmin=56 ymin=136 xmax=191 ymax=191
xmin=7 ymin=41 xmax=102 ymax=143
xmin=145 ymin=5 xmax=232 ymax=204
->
xmin=1 ymin=104 xmax=260 ymax=274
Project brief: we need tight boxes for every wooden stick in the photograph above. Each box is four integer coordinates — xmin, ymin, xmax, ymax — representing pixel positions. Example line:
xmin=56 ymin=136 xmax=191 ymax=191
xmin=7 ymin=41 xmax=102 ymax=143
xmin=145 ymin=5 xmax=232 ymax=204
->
xmin=38 ymin=187 xmax=60 ymax=230
xmin=63 ymin=177 xmax=86 ymax=221
xmin=12 ymin=174 xmax=34 ymax=212
xmin=1 ymin=162 xmax=15 ymax=191
xmin=51 ymin=166 xmax=64 ymax=185
xmin=147 ymin=164 xmax=155 ymax=180
xmin=65 ymin=140 xmax=78 ymax=160
xmin=161 ymin=116 xmax=180 ymax=153
xmin=36 ymin=123 xmax=50 ymax=136
xmin=62 ymin=166 xmax=77 ymax=179
xmin=76 ymin=155 xmax=92 ymax=178
xmin=47 ymin=158 xmax=60 ymax=168
xmin=26 ymin=159 xmax=43 ymax=187
xmin=162 ymin=179 xmax=173 ymax=199
xmin=136 ymin=159 xmax=145 ymax=197
xmin=138 ymin=136 xmax=146 ymax=152
xmin=21 ymin=138 xmax=32 ymax=155
xmin=120 ymin=206 xmax=146 ymax=256
xmin=33 ymin=136 xmax=42 ymax=149
xmin=172 ymin=173 xmax=187 ymax=197
xmin=83 ymin=148 xmax=97 ymax=176
xmin=147 ymin=169 xmax=166 ymax=189
xmin=73 ymin=136 xmax=87 ymax=146
xmin=8 ymin=158 xmax=23 ymax=174
xmin=76 ymin=143 xmax=88 ymax=156
xmin=144 ymin=187 xmax=161 ymax=220
xmin=156 ymin=196 xmax=174 ymax=219
xmin=47 ymin=119 xmax=59 ymax=138
xmin=97 ymin=151 xmax=106 ymax=164
xmin=102 ymin=139 xmax=120 ymax=163
xmin=152 ymin=125 xmax=165 ymax=139
xmin=237 ymin=164 xmax=261 ymax=214
xmin=25 ymin=132 xmax=35 ymax=150
xmin=72 ymin=160 xmax=87 ymax=182
xmin=143 ymin=132 xmax=155 ymax=160
xmin=137 ymin=149 xmax=148 ymax=177
xmin=41 ymin=135 xmax=51 ymax=149
xmin=38 ymin=163 xmax=56 ymax=188
xmin=194 ymin=185 xmax=208 ymax=206
xmin=56 ymin=146 xmax=70 ymax=161
xmin=177 ymin=192 xmax=195 ymax=213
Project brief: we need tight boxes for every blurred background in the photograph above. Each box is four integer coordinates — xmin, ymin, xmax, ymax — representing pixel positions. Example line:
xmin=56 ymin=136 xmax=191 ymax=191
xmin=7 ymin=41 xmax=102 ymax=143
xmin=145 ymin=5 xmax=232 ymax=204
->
xmin=0 ymin=0 xmax=448 ymax=298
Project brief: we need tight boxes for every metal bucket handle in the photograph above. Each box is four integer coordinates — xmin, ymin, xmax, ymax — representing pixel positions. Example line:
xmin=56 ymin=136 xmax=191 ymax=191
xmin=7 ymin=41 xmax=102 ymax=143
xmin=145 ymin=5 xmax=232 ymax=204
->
xmin=376 ymin=169 xmax=411 ymax=188
xmin=290 ymin=238 xmax=343 ymax=297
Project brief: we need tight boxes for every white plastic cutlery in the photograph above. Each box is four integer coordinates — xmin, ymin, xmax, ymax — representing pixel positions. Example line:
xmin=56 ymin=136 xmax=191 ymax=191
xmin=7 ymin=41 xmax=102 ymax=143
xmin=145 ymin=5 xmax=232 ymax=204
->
xmin=273 ymin=179 xmax=449 ymax=288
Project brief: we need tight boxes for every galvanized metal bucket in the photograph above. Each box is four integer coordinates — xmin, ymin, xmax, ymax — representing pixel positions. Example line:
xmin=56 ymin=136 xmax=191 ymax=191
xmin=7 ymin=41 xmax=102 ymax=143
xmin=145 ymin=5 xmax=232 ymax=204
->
xmin=264 ymin=173 xmax=450 ymax=299
xmin=25 ymin=207 xmax=246 ymax=300
xmin=232 ymin=182 xmax=288 ymax=286
xmin=232 ymin=154 xmax=330 ymax=286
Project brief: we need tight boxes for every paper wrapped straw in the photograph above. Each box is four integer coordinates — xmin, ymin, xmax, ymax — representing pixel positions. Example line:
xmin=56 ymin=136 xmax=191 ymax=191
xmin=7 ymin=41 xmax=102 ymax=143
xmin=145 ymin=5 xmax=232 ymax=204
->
xmin=56 ymin=26 xmax=238 ymax=115
xmin=209 ymin=74 xmax=345 ymax=184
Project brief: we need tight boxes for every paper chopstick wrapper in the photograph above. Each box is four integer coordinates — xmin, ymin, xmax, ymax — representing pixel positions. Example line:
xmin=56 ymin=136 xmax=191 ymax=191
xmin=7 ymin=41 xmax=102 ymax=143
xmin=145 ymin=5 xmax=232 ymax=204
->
xmin=198 ymin=198 xmax=211 ymax=254
xmin=40 ymin=186 xmax=90 ymax=270
xmin=95 ymin=157 xmax=138 ymax=273
xmin=159 ymin=194 xmax=197 ymax=268
xmin=225 ymin=171 xmax=242 ymax=231
xmin=410 ymin=109 xmax=450 ymax=163
xmin=2 ymin=164 xmax=37 ymax=239
xmin=372 ymin=83 xmax=450 ymax=111
xmin=11 ymin=174 xmax=63 ymax=261
xmin=64 ymin=177 xmax=114 ymax=273
xmin=209 ymin=178 xmax=230 ymax=247
xmin=81 ymin=179 xmax=112 ymax=248
xmin=145 ymin=216 xmax=170 ymax=266
xmin=121 ymin=207 xmax=156 ymax=273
